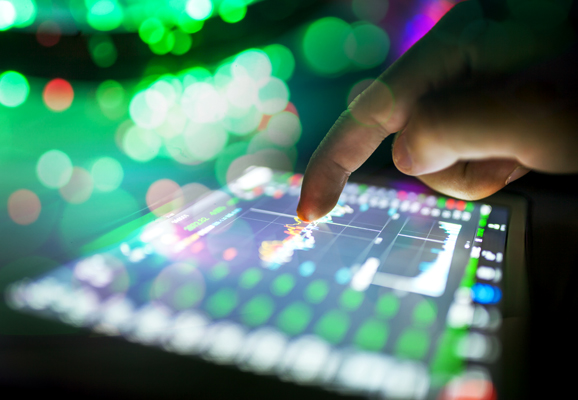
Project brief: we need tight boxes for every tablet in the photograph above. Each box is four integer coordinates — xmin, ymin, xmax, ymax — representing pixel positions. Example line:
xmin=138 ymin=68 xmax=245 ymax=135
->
xmin=6 ymin=166 xmax=528 ymax=399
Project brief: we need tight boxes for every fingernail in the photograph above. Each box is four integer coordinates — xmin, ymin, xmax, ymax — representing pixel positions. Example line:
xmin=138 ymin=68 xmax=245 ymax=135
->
xmin=393 ymin=131 xmax=412 ymax=173
xmin=505 ymin=166 xmax=530 ymax=185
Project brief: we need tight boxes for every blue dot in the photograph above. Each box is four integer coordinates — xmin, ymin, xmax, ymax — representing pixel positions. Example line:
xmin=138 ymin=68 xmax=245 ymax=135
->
xmin=360 ymin=203 xmax=369 ymax=212
xmin=471 ymin=283 xmax=501 ymax=304
xmin=388 ymin=208 xmax=397 ymax=216
xmin=335 ymin=268 xmax=352 ymax=285
xmin=299 ymin=261 xmax=316 ymax=277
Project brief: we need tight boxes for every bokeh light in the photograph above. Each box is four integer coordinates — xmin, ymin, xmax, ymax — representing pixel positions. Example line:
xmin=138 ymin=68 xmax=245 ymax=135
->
xmin=9 ymin=0 xmax=37 ymax=28
xmin=263 ymin=44 xmax=295 ymax=81
xmin=171 ymin=29 xmax=193 ymax=55
xmin=129 ymin=89 xmax=168 ymax=129
xmin=183 ymin=122 xmax=229 ymax=162
xmin=89 ymin=35 xmax=117 ymax=68
xmin=266 ymin=112 xmax=301 ymax=147
xmin=0 ymin=1 xmax=16 ymax=31
xmin=0 ymin=71 xmax=30 ymax=108
xmin=256 ymin=77 xmax=289 ymax=115
xmin=36 ymin=149 xmax=73 ymax=189
xmin=122 ymin=125 xmax=162 ymax=162
xmin=87 ymin=0 xmax=124 ymax=31
xmin=91 ymin=157 xmax=124 ymax=192
xmin=139 ymin=18 xmax=165 ymax=44
xmin=96 ymin=79 xmax=126 ymax=119
xmin=303 ymin=17 xmax=352 ymax=75
xmin=36 ymin=20 xmax=61 ymax=47
xmin=146 ymin=179 xmax=184 ymax=216
xmin=219 ymin=0 xmax=247 ymax=23
xmin=43 ymin=78 xmax=74 ymax=112
xmin=345 ymin=22 xmax=390 ymax=68
xmin=8 ymin=189 xmax=41 ymax=225
xmin=59 ymin=167 xmax=94 ymax=204
xmin=352 ymin=0 xmax=389 ymax=23
xmin=186 ymin=0 xmax=213 ymax=21
xmin=347 ymin=78 xmax=374 ymax=106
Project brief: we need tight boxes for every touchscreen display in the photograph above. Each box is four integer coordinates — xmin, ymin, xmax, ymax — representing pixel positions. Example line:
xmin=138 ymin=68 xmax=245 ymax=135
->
xmin=6 ymin=167 xmax=509 ymax=399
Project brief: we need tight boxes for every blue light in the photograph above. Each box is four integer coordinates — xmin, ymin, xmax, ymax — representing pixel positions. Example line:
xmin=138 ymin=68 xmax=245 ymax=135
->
xmin=335 ymin=268 xmax=352 ymax=285
xmin=471 ymin=283 xmax=502 ymax=304
xmin=360 ymin=203 xmax=369 ymax=212
xmin=299 ymin=261 xmax=315 ymax=277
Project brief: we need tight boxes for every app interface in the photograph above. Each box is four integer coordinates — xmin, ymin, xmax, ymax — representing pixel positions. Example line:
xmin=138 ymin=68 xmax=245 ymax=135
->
xmin=8 ymin=167 xmax=508 ymax=399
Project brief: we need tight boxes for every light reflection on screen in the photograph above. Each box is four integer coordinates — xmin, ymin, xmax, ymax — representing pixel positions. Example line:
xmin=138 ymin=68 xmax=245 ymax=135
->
xmin=7 ymin=167 xmax=507 ymax=399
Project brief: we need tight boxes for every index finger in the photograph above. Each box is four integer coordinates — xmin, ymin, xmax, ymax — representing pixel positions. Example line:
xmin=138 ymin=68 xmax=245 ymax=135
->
xmin=296 ymin=2 xmax=477 ymax=222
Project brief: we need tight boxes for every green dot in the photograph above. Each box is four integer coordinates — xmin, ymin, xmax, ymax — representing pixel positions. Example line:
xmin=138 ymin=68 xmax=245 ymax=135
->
xmin=314 ymin=309 xmax=350 ymax=344
xmin=173 ymin=282 xmax=204 ymax=309
xmin=241 ymin=294 xmax=274 ymax=326
xmin=276 ymin=301 xmax=312 ymax=336
xmin=0 ymin=1 xmax=16 ymax=31
xmin=150 ymin=31 xmax=175 ymax=55
xmin=209 ymin=262 xmax=229 ymax=281
xmin=178 ymin=13 xmax=204 ymax=33
xmin=151 ymin=276 xmax=171 ymax=299
xmin=87 ymin=0 xmax=124 ymax=31
xmin=437 ymin=197 xmax=446 ymax=208
xmin=302 ymin=17 xmax=352 ymax=75
xmin=36 ymin=149 xmax=73 ymax=189
xmin=171 ymin=29 xmax=192 ymax=55
xmin=0 ymin=71 xmax=30 ymax=107
xmin=90 ymin=40 xmax=117 ymax=68
xmin=186 ymin=0 xmax=213 ymax=20
xmin=395 ymin=328 xmax=430 ymax=360
xmin=354 ymin=318 xmax=388 ymax=351
xmin=304 ymin=279 xmax=329 ymax=304
xmin=239 ymin=268 xmax=262 ymax=289
xmin=413 ymin=300 xmax=437 ymax=327
xmin=206 ymin=288 xmax=238 ymax=318
xmin=375 ymin=293 xmax=399 ymax=319
xmin=139 ymin=18 xmax=165 ymax=44
xmin=344 ymin=22 xmax=390 ymax=68
xmin=270 ymin=273 xmax=295 ymax=296
xmin=264 ymin=44 xmax=295 ymax=81
xmin=340 ymin=288 xmax=364 ymax=311
xmin=219 ymin=0 xmax=247 ymax=23
xmin=96 ymin=80 xmax=125 ymax=110
xmin=466 ymin=202 xmax=475 ymax=212
xmin=11 ymin=0 xmax=37 ymax=28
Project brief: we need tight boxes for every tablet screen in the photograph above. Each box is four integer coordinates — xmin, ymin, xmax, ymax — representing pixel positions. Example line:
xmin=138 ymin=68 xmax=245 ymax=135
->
xmin=7 ymin=167 xmax=509 ymax=399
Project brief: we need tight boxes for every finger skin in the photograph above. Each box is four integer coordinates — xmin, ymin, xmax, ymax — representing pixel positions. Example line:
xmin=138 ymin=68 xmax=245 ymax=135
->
xmin=415 ymin=159 xmax=527 ymax=200
xmin=392 ymin=83 xmax=578 ymax=178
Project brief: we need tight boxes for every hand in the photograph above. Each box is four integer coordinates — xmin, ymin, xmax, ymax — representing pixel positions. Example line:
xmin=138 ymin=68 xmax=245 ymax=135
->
xmin=297 ymin=0 xmax=578 ymax=222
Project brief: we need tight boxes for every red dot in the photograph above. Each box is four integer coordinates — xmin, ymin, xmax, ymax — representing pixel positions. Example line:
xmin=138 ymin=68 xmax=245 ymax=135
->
xmin=397 ymin=190 xmax=407 ymax=201
xmin=36 ymin=21 xmax=61 ymax=47
xmin=456 ymin=200 xmax=466 ymax=211
xmin=223 ymin=247 xmax=237 ymax=261
xmin=446 ymin=198 xmax=455 ymax=210
xmin=43 ymin=79 xmax=74 ymax=112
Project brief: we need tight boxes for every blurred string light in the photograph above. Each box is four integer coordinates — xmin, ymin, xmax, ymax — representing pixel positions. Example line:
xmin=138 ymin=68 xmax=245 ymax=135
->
xmin=115 ymin=45 xmax=298 ymax=186
xmin=88 ymin=35 xmax=118 ymax=68
xmin=2 ymin=0 xmax=260 ymax=60
xmin=302 ymin=17 xmax=390 ymax=76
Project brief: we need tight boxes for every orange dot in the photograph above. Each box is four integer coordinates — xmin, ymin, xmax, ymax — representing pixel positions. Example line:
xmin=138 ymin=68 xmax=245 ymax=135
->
xmin=43 ymin=78 xmax=74 ymax=112
xmin=223 ymin=247 xmax=237 ymax=261
xmin=8 ymin=189 xmax=41 ymax=225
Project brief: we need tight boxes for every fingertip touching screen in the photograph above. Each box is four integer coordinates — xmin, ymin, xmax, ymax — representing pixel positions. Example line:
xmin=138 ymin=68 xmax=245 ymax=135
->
xmin=7 ymin=167 xmax=509 ymax=399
